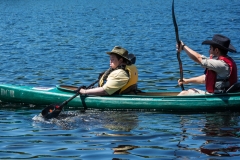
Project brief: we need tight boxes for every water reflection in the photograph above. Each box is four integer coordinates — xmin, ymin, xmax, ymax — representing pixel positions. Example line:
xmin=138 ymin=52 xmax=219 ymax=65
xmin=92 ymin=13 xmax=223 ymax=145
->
xmin=176 ymin=112 xmax=240 ymax=157
xmin=203 ymin=112 xmax=239 ymax=136
xmin=200 ymin=112 xmax=240 ymax=156
xmin=1 ymin=108 xmax=240 ymax=159
xmin=113 ymin=145 xmax=139 ymax=154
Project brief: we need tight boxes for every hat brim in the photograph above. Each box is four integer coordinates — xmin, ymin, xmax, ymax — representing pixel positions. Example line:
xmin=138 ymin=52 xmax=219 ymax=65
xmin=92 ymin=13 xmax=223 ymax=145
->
xmin=106 ymin=52 xmax=131 ymax=62
xmin=202 ymin=40 xmax=236 ymax=53
xmin=106 ymin=52 xmax=112 ymax=55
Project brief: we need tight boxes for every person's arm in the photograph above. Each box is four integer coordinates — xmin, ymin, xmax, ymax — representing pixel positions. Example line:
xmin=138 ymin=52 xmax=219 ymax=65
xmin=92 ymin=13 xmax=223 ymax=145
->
xmin=79 ymin=69 xmax=129 ymax=96
xmin=178 ymin=74 xmax=205 ymax=86
xmin=177 ymin=41 xmax=202 ymax=64
xmin=201 ymin=57 xmax=230 ymax=77
xmin=79 ymin=87 xmax=108 ymax=96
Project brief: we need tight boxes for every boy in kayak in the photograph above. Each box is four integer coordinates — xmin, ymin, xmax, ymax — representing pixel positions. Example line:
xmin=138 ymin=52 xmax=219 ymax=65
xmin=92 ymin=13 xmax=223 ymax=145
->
xmin=78 ymin=46 xmax=138 ymax=96
xmin=176 ymin=34 xmax=237 ymax=95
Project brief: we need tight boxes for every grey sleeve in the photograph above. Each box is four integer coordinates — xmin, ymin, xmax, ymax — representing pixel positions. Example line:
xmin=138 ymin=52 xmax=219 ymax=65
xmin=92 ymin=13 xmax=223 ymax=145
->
xmin=200 ymin=55 xmax=230 ymax=78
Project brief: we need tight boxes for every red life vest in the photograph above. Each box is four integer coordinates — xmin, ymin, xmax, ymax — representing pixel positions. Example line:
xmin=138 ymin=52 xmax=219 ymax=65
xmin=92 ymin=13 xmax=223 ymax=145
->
xmin=205 ymin=56 xmax=238 ymax=93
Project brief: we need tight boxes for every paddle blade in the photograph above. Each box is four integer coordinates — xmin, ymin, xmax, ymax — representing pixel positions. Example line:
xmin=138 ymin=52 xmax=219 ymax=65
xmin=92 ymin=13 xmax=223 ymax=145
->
xmin=41 ymin=104 xmax=62 ymax=119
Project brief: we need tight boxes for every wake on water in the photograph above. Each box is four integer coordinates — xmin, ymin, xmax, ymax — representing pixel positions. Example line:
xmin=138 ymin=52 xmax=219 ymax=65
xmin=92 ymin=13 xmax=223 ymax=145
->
xmin=32 ymin=110 xmax=139 ymax=131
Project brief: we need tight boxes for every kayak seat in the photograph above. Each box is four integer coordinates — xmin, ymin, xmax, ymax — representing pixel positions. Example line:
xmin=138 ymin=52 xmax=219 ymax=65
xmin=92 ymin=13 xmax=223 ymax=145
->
xmin=120 ymin=84 xmax=139 ymax=94
xmin=226 ymin=82 xmax=240 ymax=93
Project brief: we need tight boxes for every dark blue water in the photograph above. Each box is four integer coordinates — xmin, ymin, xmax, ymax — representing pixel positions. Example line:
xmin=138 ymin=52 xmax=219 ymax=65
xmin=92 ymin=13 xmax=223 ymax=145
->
xmin=1 ymin=0 xmax=240 ymax=159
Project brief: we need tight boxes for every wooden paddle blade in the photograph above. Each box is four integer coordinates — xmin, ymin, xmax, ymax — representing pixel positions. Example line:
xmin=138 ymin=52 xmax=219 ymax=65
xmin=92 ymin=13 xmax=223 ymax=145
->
xmin=41 ymin=104 xmax=62 ymax=119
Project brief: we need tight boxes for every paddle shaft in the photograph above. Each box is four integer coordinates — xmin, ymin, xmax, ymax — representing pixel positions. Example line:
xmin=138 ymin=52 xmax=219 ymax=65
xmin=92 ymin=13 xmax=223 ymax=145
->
xmin=59 ymin=92 xmax=80 ymax=108
xmin=58 ymin=79 xmax=99 ymax=109
xmin=172 ymin=0 xmax=184 ymax=91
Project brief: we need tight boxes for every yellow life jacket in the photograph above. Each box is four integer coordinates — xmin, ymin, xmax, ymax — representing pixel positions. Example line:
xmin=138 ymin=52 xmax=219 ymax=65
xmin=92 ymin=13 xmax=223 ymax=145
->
xmin=119 ymin=64 xmax=138 ymax=93
xmin=99 ymin=76 xmax=104 ymax=87
xmin=98 ymin=65 xmax=138 ymax=94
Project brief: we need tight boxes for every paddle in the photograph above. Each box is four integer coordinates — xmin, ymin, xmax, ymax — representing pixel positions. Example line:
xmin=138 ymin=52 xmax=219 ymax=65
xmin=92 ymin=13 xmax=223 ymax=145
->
xmin=41 ymin=79 xmax=99 ymax=119
xmin=172 ymin=0 xmax=184 ymax=91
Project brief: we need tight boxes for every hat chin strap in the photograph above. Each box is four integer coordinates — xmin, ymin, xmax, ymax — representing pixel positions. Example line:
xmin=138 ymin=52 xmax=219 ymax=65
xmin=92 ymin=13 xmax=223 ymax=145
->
xmin=117 ymin=58 xmax=126 ymax=66
xmin=115 ymin=64 xmax=126 ymax=70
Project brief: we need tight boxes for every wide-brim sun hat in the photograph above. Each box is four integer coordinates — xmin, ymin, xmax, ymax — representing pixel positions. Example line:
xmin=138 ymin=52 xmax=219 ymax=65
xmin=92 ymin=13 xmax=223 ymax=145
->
xmin=202 ymin=34 xmax=236 ymax=53
xmin=106 ymin=46 xmax=131 ymax=63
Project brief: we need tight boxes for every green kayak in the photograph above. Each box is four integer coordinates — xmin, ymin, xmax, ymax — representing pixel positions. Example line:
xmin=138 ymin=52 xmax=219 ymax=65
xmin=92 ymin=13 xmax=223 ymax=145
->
xmin=0 ymin=83 xmax=240 ymax=112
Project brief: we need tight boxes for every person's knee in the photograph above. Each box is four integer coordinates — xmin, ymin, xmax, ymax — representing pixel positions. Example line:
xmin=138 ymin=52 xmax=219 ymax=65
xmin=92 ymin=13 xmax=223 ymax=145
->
xmin=177 ymin=90 xmax=189 ymax=96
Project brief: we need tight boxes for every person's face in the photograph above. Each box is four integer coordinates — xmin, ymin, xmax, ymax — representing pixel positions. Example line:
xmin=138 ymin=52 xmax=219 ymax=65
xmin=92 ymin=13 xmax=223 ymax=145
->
xmin=209 ymin=45 xmax=219 ymax=57
xmin=109 ymin=54 xmax=123 ymax=69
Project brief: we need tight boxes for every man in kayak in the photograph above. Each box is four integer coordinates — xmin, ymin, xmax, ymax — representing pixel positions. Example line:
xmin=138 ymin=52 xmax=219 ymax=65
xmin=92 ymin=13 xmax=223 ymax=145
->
xmin=177 ymin=34 xmax=237 ymax=95
xmin=78 ymin=46 xmax=138 ymax=96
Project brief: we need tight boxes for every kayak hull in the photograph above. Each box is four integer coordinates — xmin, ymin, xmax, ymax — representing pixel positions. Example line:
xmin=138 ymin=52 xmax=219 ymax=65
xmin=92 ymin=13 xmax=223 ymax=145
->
xmin=0 ymin=84 xmax=240 ymax=112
